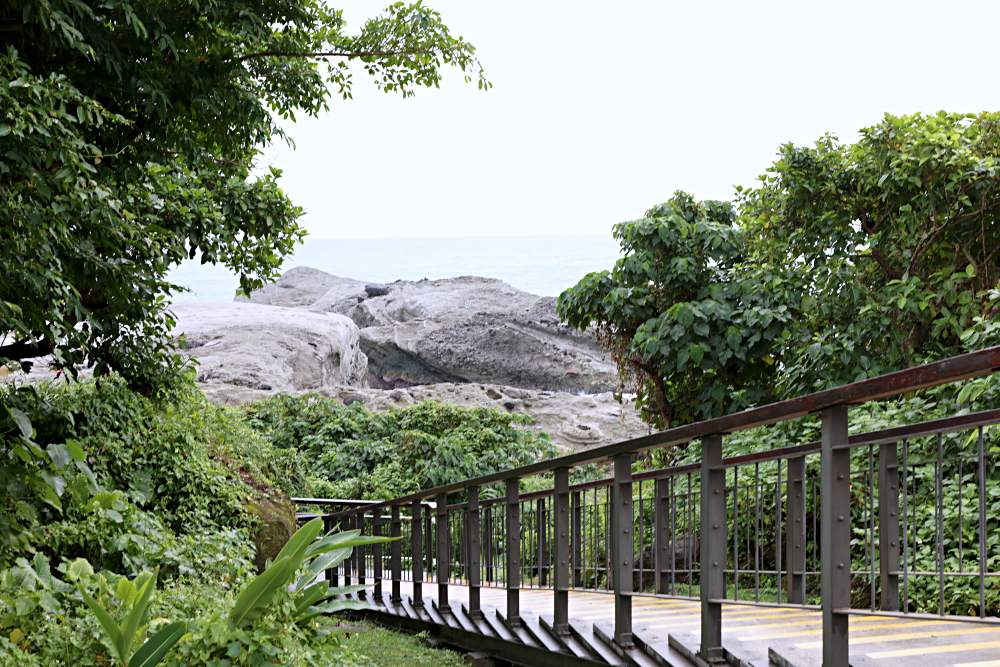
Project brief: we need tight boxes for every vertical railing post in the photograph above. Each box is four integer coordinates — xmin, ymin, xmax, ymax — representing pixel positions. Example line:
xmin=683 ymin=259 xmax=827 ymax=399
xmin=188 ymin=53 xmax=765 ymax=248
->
xmin=373 ymin=509 xmax=383 ymax=600
xmin=554 ymin=467 xmax=571 ymax=635
xmin=611 ymin=453 xmax=634 ymax=648
xmin=700 ymin=434 xmax=725 ymax=661
xmin=467 ymin=486 xmax=483 ymax=619
xmin=654 ymin=476 xmax=669 ymax=595
xmin=572 ymin=490 xmax=583 ymax=588
xmin=506 ymin=477 xmax=522 ymax=626
xmin=390 ymin=504 xmax=402 ymax=603
xmin=436 ymin=492 xmax=450 ymax=612
xmin=821 ymin=405 xmax=851 ymax=667
xmin=878 ymin=441 xmax=900 ymax=611
xmin=786 ymin=455 xmax=807 ymax=604
xmin=411 ymin=500 xmax=424 ymax=607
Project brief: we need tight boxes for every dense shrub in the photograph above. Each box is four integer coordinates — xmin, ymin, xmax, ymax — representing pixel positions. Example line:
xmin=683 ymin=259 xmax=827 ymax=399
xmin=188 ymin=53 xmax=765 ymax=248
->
xmin=244 ymin=394 xmax=558 ymax=499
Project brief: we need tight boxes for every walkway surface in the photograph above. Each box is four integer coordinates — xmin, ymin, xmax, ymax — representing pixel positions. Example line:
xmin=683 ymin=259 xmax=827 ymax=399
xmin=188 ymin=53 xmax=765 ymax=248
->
xmin=372 ymin=580 xmax=1000 ymax=666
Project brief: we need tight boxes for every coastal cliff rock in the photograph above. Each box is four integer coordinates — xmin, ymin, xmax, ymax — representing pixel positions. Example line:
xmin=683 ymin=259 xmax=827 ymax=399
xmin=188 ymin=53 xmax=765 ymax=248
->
xmin=172 ymin=301 xmax=367 ymax=391
xmin=243 ymin=268 xmax=617 ymax=393
xmin=198 ymin=380 xmax=649 ymax=452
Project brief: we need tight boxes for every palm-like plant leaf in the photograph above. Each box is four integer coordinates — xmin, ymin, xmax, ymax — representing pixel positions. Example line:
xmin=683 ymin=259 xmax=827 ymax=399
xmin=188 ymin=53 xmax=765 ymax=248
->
xmin=228 ymin=556 xmax=296 ymax=629
xmin=129 ymin=621 xmax=186 ymax=667
xmin=81 ymin=589 xmax=126 ymax=662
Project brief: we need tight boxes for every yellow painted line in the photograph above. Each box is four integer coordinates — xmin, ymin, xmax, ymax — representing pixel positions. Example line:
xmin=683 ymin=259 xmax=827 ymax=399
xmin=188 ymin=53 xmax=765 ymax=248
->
xmin=740 ymin=619 xmax=948 ymax=641
xmin=867 ymin=640 xmax=1000 ymax=659
xmin=798 ymin=627 xmax=1000 ymax=649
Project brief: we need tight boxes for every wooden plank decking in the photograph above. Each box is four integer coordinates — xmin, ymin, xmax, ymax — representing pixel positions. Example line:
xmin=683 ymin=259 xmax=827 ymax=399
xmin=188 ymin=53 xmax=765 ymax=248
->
xmin=368 ymin=579 xmax=1000 ymax=666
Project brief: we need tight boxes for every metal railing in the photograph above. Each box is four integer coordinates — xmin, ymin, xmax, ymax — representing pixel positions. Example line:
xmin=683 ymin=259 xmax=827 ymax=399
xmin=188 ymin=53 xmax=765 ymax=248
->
xmin=302 ymin=346 xmax=1000 ymax=666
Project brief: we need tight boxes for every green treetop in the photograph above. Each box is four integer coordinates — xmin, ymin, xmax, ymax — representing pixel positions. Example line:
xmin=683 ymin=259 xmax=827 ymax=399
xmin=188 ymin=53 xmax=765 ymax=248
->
xmin=0 ymin=0 xmax=488 ymax=392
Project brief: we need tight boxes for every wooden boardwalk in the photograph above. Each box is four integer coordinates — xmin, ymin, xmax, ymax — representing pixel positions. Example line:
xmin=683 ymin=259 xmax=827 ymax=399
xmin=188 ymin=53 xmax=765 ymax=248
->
xmin=367 ymin=580 xmax=1000 ymax=666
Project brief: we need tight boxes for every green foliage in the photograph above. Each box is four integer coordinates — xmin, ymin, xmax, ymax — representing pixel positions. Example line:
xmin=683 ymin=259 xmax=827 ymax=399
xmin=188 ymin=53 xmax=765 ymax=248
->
xmin=244 ymin=394 xmax=557 ymax=499
xmin=1 ymin=0 xmax=487 ymax=392
xmin=558 ymin=192 xmax=794 ymax=427
xmin=79 ymin=570 xmax=184 ymax=667
xmin=329 ymin=619 xmax=466 ymax=667
xmin=0 ymin=378 xmax=476 ymax=665
xmin=560 ymin=112 xmax=1000 ymax=427
xmin=741 ymin=111 xmax=1000 ymax=396
xmin=0 ymin=375 xmax=305 ymax=569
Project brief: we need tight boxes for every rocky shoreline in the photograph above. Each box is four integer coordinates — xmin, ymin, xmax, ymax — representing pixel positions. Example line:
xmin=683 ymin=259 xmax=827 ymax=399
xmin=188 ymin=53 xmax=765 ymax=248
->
xmin=172 ymin=267 xmax=649 ymax=450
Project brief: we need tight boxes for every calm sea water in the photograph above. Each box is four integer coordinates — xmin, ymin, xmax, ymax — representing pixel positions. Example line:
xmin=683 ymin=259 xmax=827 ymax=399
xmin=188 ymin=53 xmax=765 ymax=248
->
xmin=168 ymin=235 xmax=622 ymax=302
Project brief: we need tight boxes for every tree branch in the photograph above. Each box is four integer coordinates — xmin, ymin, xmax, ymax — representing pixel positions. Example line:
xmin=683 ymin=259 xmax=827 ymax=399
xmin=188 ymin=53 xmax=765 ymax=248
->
xmin=0 ymin=337 xmax=54 ymax=361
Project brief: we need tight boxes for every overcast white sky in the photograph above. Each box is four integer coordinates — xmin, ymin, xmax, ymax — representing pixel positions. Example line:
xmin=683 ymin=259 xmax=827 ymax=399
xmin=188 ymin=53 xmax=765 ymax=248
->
xmin=260 ymin=0 xmax=1000 ymax=239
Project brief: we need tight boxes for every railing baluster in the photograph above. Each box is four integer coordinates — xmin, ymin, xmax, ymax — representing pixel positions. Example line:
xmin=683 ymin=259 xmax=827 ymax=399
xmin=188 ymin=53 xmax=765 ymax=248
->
xmin=554 ymin=466 xmax=570 ymax=635
xmin=754 ymin=463 xmax=761 ymax=602
xmin=484 ymin=503 xmax=494 ymax=584
xmin=467 ymin=486 xmax=482 ymax=619
xmin=878 ymin=441 xmax=900 ymax=611
xmin=411 ymin=500 xmax=424 ymax=607
xmin=936 ymin=432 xmax=945 ymax=616
xmin=373 ymin=510 xmax=383 ymax=600
xmin=344 ymin=512 xmax=353 ymax=587
xmin=732 ymin=467 xmax=739 ymax=601
xmin=611 ymin=452 xmax=634 ymax=648
xmin=572 ymin=490 xmax=583 ymax=588
xmin=700 ymin=434 xmax=725 ymax=661
xmin=821 ymin=405 xmax=850 ymax=667
xmin=978 ymin=426 xmax=986 ymax=618
xmin=324 ymin=513 xmax=338 ymax=588
xmin=654 ymin=476 xmax=669 ymax=594
xmin=506 ymin=477 xmax=522 ymax=626
xmin=425 ymin=510 xmax=433 ymax=584
xmin=902 ymin=439 xmax=910 ymax=612
xmin=356 ymin=510 xmax=366 ymax=598
xmin=436 ymin=492 xmax=450 ymax=612
xmin=536 ymin=497 xmax=546 ymax=587
xmin=390 ymin=504 xmax=402 ymax=603
xmin=786 ymin=455 xmax=806 ymax=604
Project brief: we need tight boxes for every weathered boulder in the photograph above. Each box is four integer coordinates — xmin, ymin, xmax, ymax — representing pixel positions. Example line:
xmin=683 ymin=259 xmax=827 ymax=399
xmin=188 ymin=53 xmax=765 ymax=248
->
xmin=248 ymin=494 xmax=297 ymax=573
xmin=242 ymin=266 xmax=368 ymax=309
xmin=243 ymin=270 xmax=618 ymax=394
xmin=172 ymin=301 xmax=368 ymax=391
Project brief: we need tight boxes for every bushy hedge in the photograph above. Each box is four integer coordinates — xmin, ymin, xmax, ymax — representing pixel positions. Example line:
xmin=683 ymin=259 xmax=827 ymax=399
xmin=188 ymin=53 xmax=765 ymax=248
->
xmin=244 ymin=394 xmax=558 ymax=500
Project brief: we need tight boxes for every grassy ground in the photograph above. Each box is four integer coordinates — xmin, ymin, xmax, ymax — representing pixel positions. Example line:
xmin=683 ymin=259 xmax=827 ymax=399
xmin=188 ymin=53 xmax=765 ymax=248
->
xmin=329 ymin=619 xmax=467 ymax=666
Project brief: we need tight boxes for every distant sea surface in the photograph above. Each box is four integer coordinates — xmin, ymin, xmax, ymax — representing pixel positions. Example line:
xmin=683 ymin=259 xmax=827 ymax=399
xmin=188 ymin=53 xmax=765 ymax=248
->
xmin=169 ymin=235 xmax=622 ymax=302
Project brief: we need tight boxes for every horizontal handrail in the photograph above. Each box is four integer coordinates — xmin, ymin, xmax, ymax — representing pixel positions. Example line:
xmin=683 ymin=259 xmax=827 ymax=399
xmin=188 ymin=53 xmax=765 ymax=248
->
xmin=368 ymin=407 xmax=1000 ymax=510
xmin=331 ymin=346 xmax=1000 ymax=516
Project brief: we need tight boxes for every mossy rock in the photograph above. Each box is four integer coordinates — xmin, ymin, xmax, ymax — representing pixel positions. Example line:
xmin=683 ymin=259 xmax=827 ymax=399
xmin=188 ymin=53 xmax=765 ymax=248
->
xmin=248 ymin=494 xmax=297 ymax=573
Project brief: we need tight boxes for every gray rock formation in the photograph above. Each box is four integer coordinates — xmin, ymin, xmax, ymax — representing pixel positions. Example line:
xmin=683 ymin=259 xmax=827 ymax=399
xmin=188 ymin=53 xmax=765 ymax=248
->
xmin=198 ymin=380 xmax=649 ymax=452
xmin=172 ymin=301 xmax=367 ymax=391
xmin=242 ymin=268 xmax=617 ymax=393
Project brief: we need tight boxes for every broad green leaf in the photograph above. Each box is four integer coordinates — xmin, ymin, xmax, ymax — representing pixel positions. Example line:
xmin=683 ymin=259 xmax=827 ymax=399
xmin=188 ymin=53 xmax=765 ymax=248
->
xmin=229 ymin=556 xmax=296 ymax=629
xmin=81 ymin=589 xmax=126 ymax=662
xmin=129 ymin=621 xmax=186 ymax=667
xmin=120 ymin=575 xmax=157 ymax=655
xmin=272 ymin=517 xmax=323 ymax=566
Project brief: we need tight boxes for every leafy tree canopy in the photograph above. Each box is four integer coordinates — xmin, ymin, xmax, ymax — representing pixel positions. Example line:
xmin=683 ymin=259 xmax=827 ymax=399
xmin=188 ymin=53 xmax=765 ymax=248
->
xmin=559 ymin=112 xmax=1000 ymax=427
xmin=0 ymin=0 xmax=487 ymax=392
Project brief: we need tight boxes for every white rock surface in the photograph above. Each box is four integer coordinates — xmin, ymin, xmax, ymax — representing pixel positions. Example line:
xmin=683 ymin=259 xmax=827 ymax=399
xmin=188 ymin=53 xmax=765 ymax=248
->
xmin=243 ymin=268 xmax=617 ymax=393
xmin=172 ymin=301 xmax=367 ymax=392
